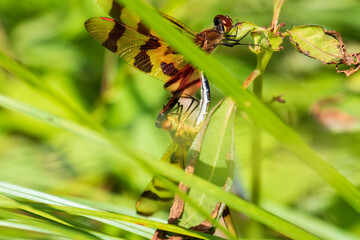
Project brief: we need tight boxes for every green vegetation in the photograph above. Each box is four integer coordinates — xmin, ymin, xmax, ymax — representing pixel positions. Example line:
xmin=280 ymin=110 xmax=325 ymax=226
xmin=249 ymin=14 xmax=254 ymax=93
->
xmin=0 ymin=0 xmax=360 ymax=239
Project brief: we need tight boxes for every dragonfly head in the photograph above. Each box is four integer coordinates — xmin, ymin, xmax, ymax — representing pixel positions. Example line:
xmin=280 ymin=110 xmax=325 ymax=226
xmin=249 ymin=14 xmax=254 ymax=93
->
xmin=213 ymin=15 xmax=233 ymax=34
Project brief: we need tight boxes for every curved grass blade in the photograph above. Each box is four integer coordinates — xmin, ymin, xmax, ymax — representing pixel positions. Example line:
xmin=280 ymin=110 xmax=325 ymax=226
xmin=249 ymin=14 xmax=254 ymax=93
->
xmin=0 ymin=89 xmax=321 ymax=238
xmin=0 ymin=209 xmax=102 ymax=240
xmin=0 ymin=218 xmax=127 ymax=240
xmin=0 ymin=181 xmax=226 ymax=240
xmin=263 ymin=201 xmax=360 ymax=240
xmin=0 ymin=220 xmax=54 ymax=235
xmin=0 ymin=181 xmax=153 ymax=239
xmin=0 ymin=50 xmax=102 ymax=132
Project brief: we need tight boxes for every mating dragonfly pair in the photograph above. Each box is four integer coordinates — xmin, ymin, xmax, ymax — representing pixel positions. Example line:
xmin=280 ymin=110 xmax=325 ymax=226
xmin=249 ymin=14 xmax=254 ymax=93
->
xmin=85 ymin=1 xmax=248 ymax=220
xmin=85 ymin=0 xmax=246 ymax=130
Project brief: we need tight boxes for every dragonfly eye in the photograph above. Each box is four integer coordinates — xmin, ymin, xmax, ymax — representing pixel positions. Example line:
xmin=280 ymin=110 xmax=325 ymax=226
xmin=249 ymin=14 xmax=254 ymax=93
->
xmin=214 ymin=15 xmax=233 ymax=33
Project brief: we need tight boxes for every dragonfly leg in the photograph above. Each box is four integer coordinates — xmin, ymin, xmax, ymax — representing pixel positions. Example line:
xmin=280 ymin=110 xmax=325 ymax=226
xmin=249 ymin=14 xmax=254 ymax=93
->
xmin=155 ymin=96 xmax=180 ymax=128
xmin=179 ymin=94 xmax=200 ymax=120
xmin=226 ymin=22 xmax=239 ymax=38
xmin=174 ymin=102 xmax=183 ymax=122
xmin=221 ymin=27 xmax=255 ymax=47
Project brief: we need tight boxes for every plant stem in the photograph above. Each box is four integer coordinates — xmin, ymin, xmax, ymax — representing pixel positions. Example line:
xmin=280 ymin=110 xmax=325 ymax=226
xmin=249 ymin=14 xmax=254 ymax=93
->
xmin=248 ymin=26 xmax=278 ymax=232
xmin=271 ymin=0 xmax=285 ymax=30
xmin=250 ymin=54 xmax=264 ymax=206
xmin=250 ymin=121 xmax=261 ymax=205
xmin=253 ymin=53 xmax=264 ymax=100
xmin=242 ymin=69 xmax=261 ymax=89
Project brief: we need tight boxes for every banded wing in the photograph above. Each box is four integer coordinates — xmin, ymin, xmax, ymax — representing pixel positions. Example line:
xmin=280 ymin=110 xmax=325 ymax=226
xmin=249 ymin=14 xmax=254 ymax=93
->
xmin=85 ymin=0 xmax=203 ymax=128
xmin=85 ymin=0 xmax=201 ymax=93
xmin=85 ymin=17 xmax=184 ymax=81
xmin=136 ymin=142 xmax=186 ymax=216
xmin=85 ymin=17 xmax=201 ymax=96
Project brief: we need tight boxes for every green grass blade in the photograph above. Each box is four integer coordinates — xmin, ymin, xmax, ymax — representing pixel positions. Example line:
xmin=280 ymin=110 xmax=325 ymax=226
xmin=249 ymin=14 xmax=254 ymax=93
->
xmin=0 ymin=181 xmax=226 ymax=240
xmin=0 ymin=49 xmax=102 ymax=132
xmin=0 ymin=218 xmax=127 ymax=240
xmin=263 ymin=201 xmax=360 ymax=240
xmin=0 ymin=209 xmax=101 ymax=240
xmin=0 ymin=94 xmax=112 ymax=149
xmin=0 ymin=181 xmax=153 ymax=239
xmin=116 ymin=0 xmax=360 ymax=214
xmin=0 ymin=91 xmax=320 ymax=238
xmin=0 ymin=220 xmax=54 ymax=235
xmin=32 ymin=205 xmax=227 ymax=240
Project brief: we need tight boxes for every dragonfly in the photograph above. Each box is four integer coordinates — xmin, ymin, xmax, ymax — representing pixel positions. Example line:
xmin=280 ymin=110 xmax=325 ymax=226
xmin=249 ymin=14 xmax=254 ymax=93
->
xmin=136 ymin=72 xmax=211 ymax=216
xmin=135 ymin=99 xmax=200 ymax=216
xmin=84 ymin=0 xmax=243 ymax=128
xmin=139 ymin=98 xmax=238 ymax=239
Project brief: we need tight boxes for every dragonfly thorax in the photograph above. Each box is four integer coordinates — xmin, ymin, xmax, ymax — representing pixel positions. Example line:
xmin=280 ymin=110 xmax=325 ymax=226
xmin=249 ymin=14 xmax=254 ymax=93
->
xmin=195 ymin=29 xmax=224 ymax=53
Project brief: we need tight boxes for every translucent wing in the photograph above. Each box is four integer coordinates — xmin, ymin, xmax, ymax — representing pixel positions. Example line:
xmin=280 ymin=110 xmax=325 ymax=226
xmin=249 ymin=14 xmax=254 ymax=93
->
xmin=136 ymin=142 xmax=185 ymax=216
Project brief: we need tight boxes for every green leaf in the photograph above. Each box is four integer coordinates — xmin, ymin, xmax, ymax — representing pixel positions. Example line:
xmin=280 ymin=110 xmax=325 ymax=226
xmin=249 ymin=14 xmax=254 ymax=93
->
xmin=287 ymin=25 xmax=341 ymax=63
xmin=180 ymin=98 xmax=236 ymax=228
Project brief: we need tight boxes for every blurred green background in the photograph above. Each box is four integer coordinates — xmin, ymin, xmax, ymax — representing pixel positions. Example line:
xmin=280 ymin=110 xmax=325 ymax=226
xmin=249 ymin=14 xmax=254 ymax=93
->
xmin=0 ymin=0 xmax=360 ymax=238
